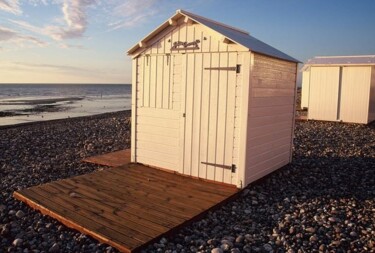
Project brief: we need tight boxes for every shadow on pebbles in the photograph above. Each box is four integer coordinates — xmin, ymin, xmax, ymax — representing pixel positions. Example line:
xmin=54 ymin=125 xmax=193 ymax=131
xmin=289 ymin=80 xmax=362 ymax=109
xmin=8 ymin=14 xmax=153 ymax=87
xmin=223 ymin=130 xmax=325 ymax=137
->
xmin=1 ymin=113 xmax=374 ymax=253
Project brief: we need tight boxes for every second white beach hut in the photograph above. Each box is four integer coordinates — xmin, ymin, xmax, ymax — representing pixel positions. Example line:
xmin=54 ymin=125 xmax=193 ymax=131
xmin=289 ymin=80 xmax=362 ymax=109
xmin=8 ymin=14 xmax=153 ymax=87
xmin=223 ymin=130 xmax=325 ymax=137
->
xmin=128 ymin=10 xmax=299 ymax=188
xmin=301 ymin=55 xmax=375 ymax=124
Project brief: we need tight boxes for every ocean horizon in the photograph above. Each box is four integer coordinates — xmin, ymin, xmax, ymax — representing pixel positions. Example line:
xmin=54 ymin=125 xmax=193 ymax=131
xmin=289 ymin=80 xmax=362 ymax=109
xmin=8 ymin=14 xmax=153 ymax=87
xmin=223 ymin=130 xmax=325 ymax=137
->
xmin=0 ymin=83 xmax=132 ymax=126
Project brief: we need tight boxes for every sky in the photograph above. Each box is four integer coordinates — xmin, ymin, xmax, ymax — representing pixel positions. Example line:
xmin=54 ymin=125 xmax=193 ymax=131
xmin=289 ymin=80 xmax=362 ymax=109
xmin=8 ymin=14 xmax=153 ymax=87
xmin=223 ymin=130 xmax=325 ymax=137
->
xmin=1 ymin=0 xmax=375 ymax=84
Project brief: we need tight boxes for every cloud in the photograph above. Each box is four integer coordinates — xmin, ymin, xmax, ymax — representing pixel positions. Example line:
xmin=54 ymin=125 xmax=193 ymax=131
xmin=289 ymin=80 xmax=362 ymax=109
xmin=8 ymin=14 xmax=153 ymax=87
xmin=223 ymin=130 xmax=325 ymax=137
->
xmin=0 ymin=25 xmax=47 ymax=47
xmin=12 ymin=61 xmax=88 ymax=72
xmin=58 ymin=42 xmax=85 ymax=49
xmin=9 ymin=19 xmax=46 ymax=35
xmin=9 ymin=0 xmax=96 ymax=42
xmin=45 ymin=0 xmax=97 ymax=40
xmin=0 ymin=0 xmax=21 ymax=15
xmin=108 ymin=0 xmax=160 ymax=30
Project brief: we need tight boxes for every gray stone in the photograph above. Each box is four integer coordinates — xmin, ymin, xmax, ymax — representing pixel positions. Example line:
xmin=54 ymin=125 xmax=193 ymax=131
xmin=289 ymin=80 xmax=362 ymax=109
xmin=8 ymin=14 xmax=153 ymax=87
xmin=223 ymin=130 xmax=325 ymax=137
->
xmin=309 ymin=235 xmax=318 ymax=242
xmin=211 ymin=248 xmax=223 ymax=253
xmin=12 ymin=238 xmax=23 ymax=247
xmin=235 ymin=235 xmax=244 ymax=243
xmin=305 ymin=227 xmax=315 ymax=233
xmin=263 ymin=243 xmax=273 ymax=252
xmin=49 ymin=243 xmax=60 ymax=253
xmin=16 ymin=210 xmax=25 ymax=218
xmin=349 ymin=231 xmax=357 ymax=237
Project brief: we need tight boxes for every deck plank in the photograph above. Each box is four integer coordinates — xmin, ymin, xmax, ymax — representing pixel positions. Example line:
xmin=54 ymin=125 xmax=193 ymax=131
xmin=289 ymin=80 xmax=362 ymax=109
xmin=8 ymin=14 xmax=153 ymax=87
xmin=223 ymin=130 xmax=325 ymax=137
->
xmin=82 ymin=149 xmax=131 ymax=167
xmin=14 ymin=164 xmax=238 ymax=253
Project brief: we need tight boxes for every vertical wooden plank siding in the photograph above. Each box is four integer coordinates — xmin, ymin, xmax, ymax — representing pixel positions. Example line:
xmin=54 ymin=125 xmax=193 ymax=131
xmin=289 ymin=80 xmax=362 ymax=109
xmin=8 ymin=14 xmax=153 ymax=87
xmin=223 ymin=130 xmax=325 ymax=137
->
xmin=137 ymin=57 xmax=144 ymax=107
xmin=133 ymin=20 xmax=249 ymax=185
xmin=199 ymin=53 xmax=211 ymax=179
xmin=183 ymin=53 xmax=194 ymax=175
xmin=238 ymin=52 xmax=252 ymax=188
xmin=308 ymin=67 xmax=340 ymax=121
xmin=156 ymin=56 xmax=164 ymax=108
xmin=191 ymin=53 xmax=203 ymax=177
xmin=131 ymin=58 xmax=138 ymax=162
xmin=340 ymin=67 xmax=371 ymax=124
xmin=214 ymin=52 xmax=228 ymax=182
xmin=180 ymin=52 xmax=238 ymax=185
xmin=149 ymin=56 xmax=157 ymax=108
xmin=301 ymin=71 xmax=310 ymax=108
xmin=206 ymin=52 xmax=220 ymax=181
xmin=143 ymin=56 xmax=150 ymax=107
xmin=245 ymin=53 xmax=297 ymax=186
xmin=224 ymin=53 xmax=237 ymax=184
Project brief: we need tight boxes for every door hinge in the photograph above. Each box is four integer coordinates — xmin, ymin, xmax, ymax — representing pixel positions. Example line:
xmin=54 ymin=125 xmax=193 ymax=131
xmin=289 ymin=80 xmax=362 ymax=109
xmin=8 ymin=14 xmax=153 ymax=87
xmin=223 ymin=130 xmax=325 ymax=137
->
xmin=231 ymin=164 xmax=236 ymax=173
xmin=182 ymin=113 xmax=186 ymax=118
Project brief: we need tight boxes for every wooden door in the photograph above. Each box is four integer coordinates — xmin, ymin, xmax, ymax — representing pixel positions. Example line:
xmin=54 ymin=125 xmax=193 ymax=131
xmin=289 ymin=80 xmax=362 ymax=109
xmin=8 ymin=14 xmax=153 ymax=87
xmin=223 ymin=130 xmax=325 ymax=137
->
xmin=135 ymin=54 xmax=182 ymax=172
xmin=339 ymin=67 xmax=371 ymax=123
xmin=308 ymin=67 xmax=340 ymax=121
xmin=180 ymin=52 xmax=238 ymax=185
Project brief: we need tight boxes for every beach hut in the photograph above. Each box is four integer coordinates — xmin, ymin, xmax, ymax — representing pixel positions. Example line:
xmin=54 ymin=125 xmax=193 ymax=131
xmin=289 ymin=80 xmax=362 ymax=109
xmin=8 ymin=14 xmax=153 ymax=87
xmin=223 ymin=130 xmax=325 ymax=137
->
xmin=301 ymin=55 xmax=375 ymax=124
xmin=128 ymin=9 xmax=299 ymax=188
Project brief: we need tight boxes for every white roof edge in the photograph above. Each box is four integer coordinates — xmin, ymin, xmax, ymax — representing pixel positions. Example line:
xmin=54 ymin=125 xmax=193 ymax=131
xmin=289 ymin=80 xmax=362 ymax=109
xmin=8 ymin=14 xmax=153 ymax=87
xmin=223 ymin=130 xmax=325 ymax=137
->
xmin=177 ymin=9 xmax=250 ymax=35
xmin=127 ymin=9 xmax=299 ymax=63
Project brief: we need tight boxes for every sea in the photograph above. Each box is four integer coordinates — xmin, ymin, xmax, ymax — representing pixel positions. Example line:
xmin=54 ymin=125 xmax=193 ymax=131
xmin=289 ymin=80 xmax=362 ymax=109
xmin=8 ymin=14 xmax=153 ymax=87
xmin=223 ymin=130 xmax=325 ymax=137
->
xmin=0 ymin=84 xmax=132 ymax=126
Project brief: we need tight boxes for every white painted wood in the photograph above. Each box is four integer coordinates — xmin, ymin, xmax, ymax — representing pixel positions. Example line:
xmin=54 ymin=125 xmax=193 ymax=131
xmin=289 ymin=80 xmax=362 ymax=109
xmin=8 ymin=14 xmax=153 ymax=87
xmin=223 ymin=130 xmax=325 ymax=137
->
xmin=199 ymin=53 xmax=211 ymax=179
xmin=131 ymin=17 xmax=297 ymax=189
xmin=137 ymin=141 xmax=179 ymax=155
xmin=308 ymin=67 xmax=340 ymax=121
xmin=301 ymin=70 xmax=310 ymax=108
xmin=244 ymin=53 xmax=296 ymax=187
xmin=206 ymin=52 xmax=219 ymax=181
xmin=224 ymin=52 xmax=237 ymax=184
xmin=238 ymin=52 xmax=251 ymax=188
xmin=179 ymin=54 xmax=186 ymax=174
xmin=131 ymin=58 xmax=137 ymax=162
xmin=149 ymin=55 xmax=157 ymax=108
xmin=191 ymin=53 xmax=203 ymax=178
xmin=156 ymin=56 xmax=164 ymax=108
xmin=183 ymin=53 xmax=194 ymax=176
xmin=214 ymin=52 xmax=228 ymax=182
xmin=143 ymin=55 xmax=151 ymax=107
xmin=137 ymin=124 xmax=179 ymax=138
xmin=137 ymin=116 xmax=179 ymax=128
xmin=339 ymin=67 xmax=371 ymax=124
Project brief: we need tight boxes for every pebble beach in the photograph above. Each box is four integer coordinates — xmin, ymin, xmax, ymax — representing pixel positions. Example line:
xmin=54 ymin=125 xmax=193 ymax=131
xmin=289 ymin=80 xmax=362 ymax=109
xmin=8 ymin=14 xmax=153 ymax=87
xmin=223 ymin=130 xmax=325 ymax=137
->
xmin=1 ymin=111 xmax=375 ymax=253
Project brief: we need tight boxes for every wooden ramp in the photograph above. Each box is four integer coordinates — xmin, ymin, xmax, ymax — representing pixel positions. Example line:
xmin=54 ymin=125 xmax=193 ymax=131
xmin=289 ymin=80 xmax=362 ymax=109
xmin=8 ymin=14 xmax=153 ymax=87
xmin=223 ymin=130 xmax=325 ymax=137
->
xmin=82 ymin=149 xmax=130 ymax=167
xmin=14 ymin=164 xmax=238 ymax=253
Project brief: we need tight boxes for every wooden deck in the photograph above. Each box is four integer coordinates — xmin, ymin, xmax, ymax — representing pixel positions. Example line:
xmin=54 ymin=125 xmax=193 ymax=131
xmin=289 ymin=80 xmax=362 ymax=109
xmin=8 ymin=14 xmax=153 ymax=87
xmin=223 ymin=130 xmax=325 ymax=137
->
xmin=14 ymin=164 xmax=238 ymax=252
xmin=82 ymin=149 xmax=130 ymax=167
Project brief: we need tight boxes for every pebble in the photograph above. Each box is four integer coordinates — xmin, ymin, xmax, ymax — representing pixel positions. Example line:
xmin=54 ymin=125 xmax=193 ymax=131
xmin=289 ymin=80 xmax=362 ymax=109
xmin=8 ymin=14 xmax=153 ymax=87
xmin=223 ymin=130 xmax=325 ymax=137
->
xmin=1 ymin=112 xmax=375 ymax=253
xmin=12 ymin=238 xmax=23 ymax=247
xmin=48 ymin=243 xmax=59 ymax=253
xmin=16 ymin=210 xmax=25 ymax=218
xmin=263 ymin=243 xmax=273 ymax=252
xmin=211 ymin=248 xmax=223 ymax=253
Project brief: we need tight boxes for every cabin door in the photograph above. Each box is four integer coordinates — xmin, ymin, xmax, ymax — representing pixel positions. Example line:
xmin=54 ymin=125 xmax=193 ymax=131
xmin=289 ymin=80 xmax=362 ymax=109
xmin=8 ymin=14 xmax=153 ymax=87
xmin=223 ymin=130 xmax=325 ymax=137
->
xmin=180 ymin=52 xmax=238 ymax=185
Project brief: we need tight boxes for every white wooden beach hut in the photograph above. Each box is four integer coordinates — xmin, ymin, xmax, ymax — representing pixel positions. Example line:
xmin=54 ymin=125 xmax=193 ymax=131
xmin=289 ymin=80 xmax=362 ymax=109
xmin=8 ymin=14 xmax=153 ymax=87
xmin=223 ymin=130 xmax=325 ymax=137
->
xmin=128 ymin=10 xmax=299 ymax=188
xmin=301 ymin=55 xmax=375 ymax=124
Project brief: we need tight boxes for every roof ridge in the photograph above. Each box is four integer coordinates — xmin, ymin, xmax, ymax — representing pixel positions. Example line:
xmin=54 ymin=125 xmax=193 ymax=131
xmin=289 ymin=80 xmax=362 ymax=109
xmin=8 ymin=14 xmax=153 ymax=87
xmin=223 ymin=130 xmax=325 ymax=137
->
xmin=177 ymin=9 xmax=249 ymax=36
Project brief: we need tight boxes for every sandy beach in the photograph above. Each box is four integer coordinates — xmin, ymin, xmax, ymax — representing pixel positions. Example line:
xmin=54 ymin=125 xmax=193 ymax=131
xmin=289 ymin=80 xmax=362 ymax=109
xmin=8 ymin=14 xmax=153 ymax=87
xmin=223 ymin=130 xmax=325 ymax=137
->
xmin=1 ymin=111 xmax=374 ymax=252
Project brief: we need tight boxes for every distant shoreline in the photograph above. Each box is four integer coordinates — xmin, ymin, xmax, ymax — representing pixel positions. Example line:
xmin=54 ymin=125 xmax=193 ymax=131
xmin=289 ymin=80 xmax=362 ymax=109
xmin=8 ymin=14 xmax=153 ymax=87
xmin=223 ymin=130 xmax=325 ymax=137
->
xmin=0 ymin=110 xmax=131 ymax=130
